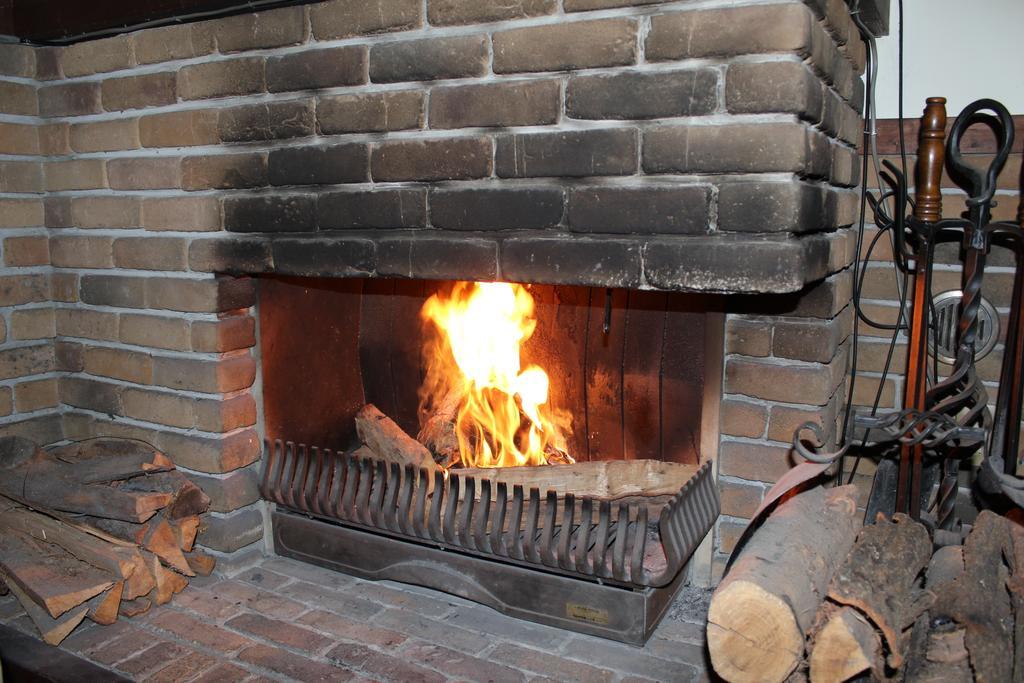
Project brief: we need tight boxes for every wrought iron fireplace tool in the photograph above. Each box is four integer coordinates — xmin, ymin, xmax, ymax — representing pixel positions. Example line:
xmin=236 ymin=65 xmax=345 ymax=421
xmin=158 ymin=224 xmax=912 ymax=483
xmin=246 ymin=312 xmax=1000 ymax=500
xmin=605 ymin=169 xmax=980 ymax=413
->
xmin=794 ymin=97 xmax=1024 ymax=530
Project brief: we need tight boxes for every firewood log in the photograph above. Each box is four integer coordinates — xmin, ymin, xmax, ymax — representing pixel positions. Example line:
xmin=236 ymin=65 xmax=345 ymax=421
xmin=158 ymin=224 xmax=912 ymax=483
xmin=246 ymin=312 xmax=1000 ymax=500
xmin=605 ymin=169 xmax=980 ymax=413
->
xmin=0 ymin=530 xmax=115 ymax=619
xmin=1006 ymin=518 xmax=1024 ymax=683
xmin=825 ymin=514 xmax=933 ymax=669
xmin=416 ymin=389 xmax=462 ymax=466
xmin=146 ymin=552 xmax=187 ymax=606
xmin=707 ymin=485 xmax=860 ymax=683
xmin=184 ymin=551 xmax=216 ymax=577
xmin=0 ymin=437 xmax=175 ymax=523
xmin=122 ymin=553 xmax=156 ymax=601
xmin=87 ymin=580 xmax=124 ymax=626
xmin=356 ymin=404 xmax=440 ymax=473
xmin=120 ymin=471 xmax=211 ymax=520
xmin=0 ymin=496 xmax=140 ymax=580
xmin=173 ymin=516 xmax=200 ymax=553
xmin=1 ymin=570 xmax=89 ymax=645
xmin=118 ymin=597 xmax=151 ymax=618
xmin=809 ymin=606 xmax=882 ymax=683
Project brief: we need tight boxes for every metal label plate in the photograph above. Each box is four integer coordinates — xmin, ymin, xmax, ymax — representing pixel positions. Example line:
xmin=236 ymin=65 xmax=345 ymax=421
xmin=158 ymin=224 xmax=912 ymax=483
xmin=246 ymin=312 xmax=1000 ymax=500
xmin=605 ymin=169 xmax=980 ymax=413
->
xmin=566 ymin=603 xmax=611 ymax=625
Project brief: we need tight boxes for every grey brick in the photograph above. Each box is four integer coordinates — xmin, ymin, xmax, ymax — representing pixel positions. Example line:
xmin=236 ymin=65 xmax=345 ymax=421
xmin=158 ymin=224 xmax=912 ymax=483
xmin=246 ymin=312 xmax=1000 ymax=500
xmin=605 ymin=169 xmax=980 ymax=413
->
xmin=377 ymin=237 xmax=497 ymax=281
xmin=370 ymin=35 xmax=488 ymax=83
xmin=643 ymin=123 xmax=815 ymax=175
xmin=217 ymin=101 xmax=314 ymax=142
xmin=496 ymin=129 xmax=637 ymax=178
xmin=568 ymin=185 xmax=709 ymax=234
xmin=501 ymin=238 xmax=641 ymax=287
xmin=430 ymin=187 xmax=563 ymax=230
xmin=223 ymin=194 xmax=316 ymax=233
xmin=372 ymin=137 xmax=492 ymax=182
xmin=317 ymin=189 xmax=426 ymax=229
xmin=268 ymin=144 xmax=370 ymax=186
xmin=429 ymin=80 xmax=560 ymax=129
xmin=317 ymin=91 xmax=423 ymax=134
xmin=271 ymin=238 xmax=376 ymax=277
xmin=567 ymin=69 xmax=718 ymax=120
xmin=267 ymin=46 xmax=367 ymax=92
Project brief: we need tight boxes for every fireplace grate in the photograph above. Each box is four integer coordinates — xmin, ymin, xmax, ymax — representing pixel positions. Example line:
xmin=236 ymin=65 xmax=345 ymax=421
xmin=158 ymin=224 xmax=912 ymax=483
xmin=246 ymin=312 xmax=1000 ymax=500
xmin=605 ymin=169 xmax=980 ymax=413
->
xmin=259 ymin=439 xmax=718 ymax=589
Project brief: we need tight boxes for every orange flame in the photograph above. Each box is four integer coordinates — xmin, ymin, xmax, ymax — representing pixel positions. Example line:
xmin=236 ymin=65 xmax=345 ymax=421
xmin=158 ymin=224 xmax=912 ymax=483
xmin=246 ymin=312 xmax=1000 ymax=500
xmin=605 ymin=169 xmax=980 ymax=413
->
xmin=419 ymin=282 xmax=572 ymax=468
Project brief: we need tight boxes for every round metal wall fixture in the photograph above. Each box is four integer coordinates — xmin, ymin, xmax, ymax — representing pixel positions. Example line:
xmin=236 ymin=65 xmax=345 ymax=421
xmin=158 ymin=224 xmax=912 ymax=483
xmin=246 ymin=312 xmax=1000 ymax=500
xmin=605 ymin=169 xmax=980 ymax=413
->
xmin=930 ymin=290 xmax=1000 ymax=364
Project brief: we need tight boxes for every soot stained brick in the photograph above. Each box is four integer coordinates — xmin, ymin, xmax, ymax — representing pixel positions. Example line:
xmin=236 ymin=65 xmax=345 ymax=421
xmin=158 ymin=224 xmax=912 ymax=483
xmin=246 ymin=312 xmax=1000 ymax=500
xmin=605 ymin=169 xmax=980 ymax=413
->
xmin=218 ymin=101 xmax=314 ymax=142
xmin=371 ymin=137 xmax=492 ymax=182
xmin=317 ymin=189 xmax=426 ymax=229
xmin=268 ymin=145 xmax=370 ymax=186
xmin=566 ymin=69 xmax=719 ymax=120
xmin=717 ymin=181 xmax=830 ymax=233
xmin=271 ymin=238 xmax=376 ymax=277
xmin=567 ymin=185 xmax=709 ymax=234
xmin=501 ymin=238 xmax=641 ymax=287
xmin=429 ymin=187 xmax=564 ymax=230
xmin=223 ymin=194 xmax=316 ymax=232
xmin=266 ymin=47 xmax=368 ymax=92
xmin=643 ymin=123 xmax=815 ymax=175
xmin=429 ymin=80 xmax=560 ymax=129
xmin=369 ymin=35 xmax=488 ymax=83
xmin=493 ymin=18 xmax=638 ymax=73
xmin=377 ymin=236 xmax=498 ymax=281
xmin=496 ymin=129 xmax=637 ymax=178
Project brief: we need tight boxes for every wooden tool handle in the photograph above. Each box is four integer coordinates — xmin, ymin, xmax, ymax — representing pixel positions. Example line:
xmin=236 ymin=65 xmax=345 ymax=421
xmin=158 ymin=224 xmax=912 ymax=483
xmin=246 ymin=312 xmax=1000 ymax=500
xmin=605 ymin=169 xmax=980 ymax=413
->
xmin=1018 ymin=153 xmax=1023 ymax=226
xmin=914 ymin=97 xmax=948 ymax=222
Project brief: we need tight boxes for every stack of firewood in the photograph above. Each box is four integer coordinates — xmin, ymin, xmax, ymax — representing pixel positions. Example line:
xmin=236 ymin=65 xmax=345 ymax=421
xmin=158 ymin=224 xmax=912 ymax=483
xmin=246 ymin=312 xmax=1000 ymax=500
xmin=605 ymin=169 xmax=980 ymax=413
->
xmin=707 ymin=485 xmax=1024 ymax=683
xmin=0 ymin=436 xmax=215 ymax=645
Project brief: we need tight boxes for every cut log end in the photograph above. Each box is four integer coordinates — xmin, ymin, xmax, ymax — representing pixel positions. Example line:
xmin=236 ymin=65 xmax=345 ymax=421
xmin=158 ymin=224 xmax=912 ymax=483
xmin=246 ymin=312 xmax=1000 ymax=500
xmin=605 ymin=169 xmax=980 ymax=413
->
xmin=809 ymin=607 xmax=882 ymax=683
xmin=708 ymin=581 xmax=804 ymax=683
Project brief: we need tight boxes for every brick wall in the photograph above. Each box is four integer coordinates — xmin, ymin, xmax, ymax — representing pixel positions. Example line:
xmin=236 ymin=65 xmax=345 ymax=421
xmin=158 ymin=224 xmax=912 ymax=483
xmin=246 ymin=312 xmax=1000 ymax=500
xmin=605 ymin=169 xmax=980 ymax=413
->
xmin=0 ymin=0 xmax=866 ymax=569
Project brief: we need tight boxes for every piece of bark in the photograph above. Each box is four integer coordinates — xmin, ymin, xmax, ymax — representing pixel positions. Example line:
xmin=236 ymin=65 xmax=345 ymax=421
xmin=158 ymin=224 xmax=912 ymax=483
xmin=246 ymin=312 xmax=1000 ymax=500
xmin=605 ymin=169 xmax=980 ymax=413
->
xmin=826 ymin=513 xmax=932 ymax=669
xmin=356 ymin=404 xmax=440 ymax=472
xmin=118 ymin=597 xmax=151 ymax=618
xmin=935 ymin=511 xmax=1014 ymax=683
xmin=1 ymin=570 xmax=88 ymax=645
xmin=1005 ymin=520 xmax=1024 ymax=683
xmin=87 ymin=580 xmax=124 ymax=626
xmin=0 ymin=438 xmax=175 ymax=523
xmin=707 ymin=485 xmax=861 ymax=683
xmin=809 ymin=606 xmax=883 ymax=683
xmin=456 ymin=459 xmax=699 ymax=500
xmin=0 ymin=531 xmax=115 ymax=619
xmin=0 ymin=497 xmax=139 ymax=580
xmin=83 ymin=517 xmax=149 ymax=545
xmin=120 ymin=471 xmax=210 ymax=520
xmin=184 ymin=551 xmax=216 ymax=577
xmin=173 ymin=517 xmax=200 ymax=553
xmin=416 ymin=389 xmax=462 ymax=466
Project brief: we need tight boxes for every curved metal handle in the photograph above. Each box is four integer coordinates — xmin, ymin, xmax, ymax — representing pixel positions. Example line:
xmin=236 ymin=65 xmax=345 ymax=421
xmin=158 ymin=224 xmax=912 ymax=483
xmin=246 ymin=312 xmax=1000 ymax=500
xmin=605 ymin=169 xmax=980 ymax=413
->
xmin=946 ymin=98 xmax=1015 ymax=207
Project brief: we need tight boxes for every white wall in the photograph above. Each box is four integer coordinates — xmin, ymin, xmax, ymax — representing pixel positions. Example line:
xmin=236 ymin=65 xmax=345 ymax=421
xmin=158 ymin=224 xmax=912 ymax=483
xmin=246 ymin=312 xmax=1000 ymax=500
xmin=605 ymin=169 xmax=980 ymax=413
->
xmin=874 ymin=0 xmax=1024 ymax=118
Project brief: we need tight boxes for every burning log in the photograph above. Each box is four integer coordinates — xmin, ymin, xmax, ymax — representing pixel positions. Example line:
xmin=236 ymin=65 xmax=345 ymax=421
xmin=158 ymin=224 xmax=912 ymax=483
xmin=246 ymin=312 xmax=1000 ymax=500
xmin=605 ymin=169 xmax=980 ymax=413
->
xmin=356 ymin=404 xmax=441 ymax=473
xmin=707 ymin=485 xmax=860 ymax=683
xmin=0 ymin=437 xmax=215 ymax=645
xmin=416 ymin=389 xmax=462 ymax=467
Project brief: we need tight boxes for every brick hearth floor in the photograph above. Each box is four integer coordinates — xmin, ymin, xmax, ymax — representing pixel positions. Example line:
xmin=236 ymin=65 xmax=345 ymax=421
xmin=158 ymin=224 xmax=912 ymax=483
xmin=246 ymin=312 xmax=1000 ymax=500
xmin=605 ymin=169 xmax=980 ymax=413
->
xmin=0 ymin=554 xmax=711 ymax=682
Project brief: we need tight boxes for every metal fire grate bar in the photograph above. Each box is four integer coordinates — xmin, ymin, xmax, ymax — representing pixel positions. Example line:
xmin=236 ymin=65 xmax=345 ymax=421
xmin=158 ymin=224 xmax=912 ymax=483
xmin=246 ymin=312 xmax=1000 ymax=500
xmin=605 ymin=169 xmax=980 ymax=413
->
xmin=259 ymin=439 xmax=719 ymax=589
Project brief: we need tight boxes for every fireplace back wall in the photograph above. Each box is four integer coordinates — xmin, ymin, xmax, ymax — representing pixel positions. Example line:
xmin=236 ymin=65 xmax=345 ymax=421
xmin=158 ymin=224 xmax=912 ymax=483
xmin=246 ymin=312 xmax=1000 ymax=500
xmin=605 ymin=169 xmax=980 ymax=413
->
xmin=0 ymin=0 xmax=865 ymax=579
xmin=258 ymin=276 xmax=720 ymax=465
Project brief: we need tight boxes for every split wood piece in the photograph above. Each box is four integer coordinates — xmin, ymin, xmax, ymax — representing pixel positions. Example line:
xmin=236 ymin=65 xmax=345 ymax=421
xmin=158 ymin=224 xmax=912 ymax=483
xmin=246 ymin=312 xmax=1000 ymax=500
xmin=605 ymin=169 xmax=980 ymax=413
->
xmin=356 ymin=404 xmax=441 ymax=473
xmin=118 ymin=596 xmax=152 ymax=618
xmin=903 ymin=543 xmax=971 ymax=683
xmin=707 ymin=485 xmax=860 ymax=683
xmin=416 ymin=389 xmax=462 ymax=467
xmin=1 ymin=571 xmax=88 ymax=646
xmin=184 ymin=551 xmax=216 ymax=577
xmin=809 ymin=606 xmax=882 ymax=683
xmin=0 ymin=530 xmax=115 ymax=619
xmin=0 ymin=437 xmax=175 ymax=523
xmin=0 ymin=497 xmax=139 ymax=580
xmin=122 ymin=552 xmax=156 ymax=601
xmin=146 ymin=552 xmax=187 ymax=606
xmin=455 ymin=459 xmax=699 ymax=501
xmin=87 ymin=580 xmax=124 ymax=626
xmin=935 ymin=510 xmax=1014 ymax=683
xmin=139 ymin=513 xmax=193 ymax=576
xmin=827 ymin=513 xmax=933 ymax=669
xmin=120 ymin=470 xmax=211 ymax=520
xmin=173 ymin=517 xmax=200 ymax=553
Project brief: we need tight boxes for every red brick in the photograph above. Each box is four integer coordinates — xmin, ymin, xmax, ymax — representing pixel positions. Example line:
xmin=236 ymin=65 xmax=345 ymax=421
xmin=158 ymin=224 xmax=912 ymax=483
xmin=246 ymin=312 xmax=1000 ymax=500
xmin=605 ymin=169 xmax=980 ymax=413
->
xmin=489 ymin=643 xmax=614 ymax=682
xmin=142 ymin=196 xmax=222 ymax=232
xmin=0 ymin=161 xmax=44 ymax=193
xmin=146 ymin=276 xmax=255 ymax=313
xmin=10 ymin=308 xmax=55 ymax=340
xmin=208 ymin=579 xmax=307 ymax=619
xmin=132 ymin=23 xmax=216 ymax=64
xmin=178 ymin=57 xmax=265 ymax=100
xmin=107 ymin=157 xmax=182 ymax=190
xmin=191 ymin=316 xmax=256 ymax=352
xmin=719 ymin=399 xmax=768 ymax=439
xmin=115 ymin=641 xmax=190 ymax=678
xmin=84 ymin=346 xmax=153 ymax=384
xmin=38 ymin=82 xmax=102 ymax=116
xmin=119 ymin=314 xmax=191 ymax=351
xmin=69 ymin=119 xmax=141 ymax=153
xmin=212 ymin=7 xmax=307 ymax=52
xmin=140 ymin=109 xmax=219 ymax=148
xmin=0 ymin=199 xmax=44 ymax=228
xmin=238 ymin=644 xmax=356 ymax=681
xmin=14 ymin=378 xmax=59 ymax=412
xmin=50 ymin=236 xmax=114 ymax=269
xmin=3 ymin=236 xmax=49 ymax=266
xmin=718 ymin=441 xmax=795 ymax=483
xmin=113 ymin=237 xmax=188 ymax=271
xmin=38 ymin=123 xmax=71 ymax=156
xmin=0 ymin=274 xmax=49 ymax=306
xmin=0 ymin=81 xmax=38 ymax=116
xmin=326 ymin=643 xmax=445 ymax=682
xmin=493 ymin=18 xmax=637 ymax=73
xmin=157 ymin=428 xmax=260 ymax=474
xmin=71 ymin=196 xmax=141 ymax=228
xmin=147 ymin=651 xmax=219 ymax=683
xmin=60 ymin=35 xmax=133 ymax=76
xmin=719 ymin=481 xmax=764 ymax=519
xmin=148 ymin=611 xmax=255 ymax=654
xmin=122 ymin=388 xmax=195 ymax=428
xmin=725 ymin=357 xmax=841 ymax=405
xmin=151 ymin=354 xmax=256 ymax=393
xmin=194 ymin=393 xmax=257 ymax=431
xmin=226 ymin=613 xmax=331 ymax=653
xmin=399 ymin=643 xmax=525 ymax=682
xmin=297 ymin=610 xmax=407 ymax=648
xmin=0 ymin=122 xmax=39 ymax=155
xmin=311 ymin=0 xmax=423 ymax=40
xmin=55 ymin=309 xmax=119 ymax=341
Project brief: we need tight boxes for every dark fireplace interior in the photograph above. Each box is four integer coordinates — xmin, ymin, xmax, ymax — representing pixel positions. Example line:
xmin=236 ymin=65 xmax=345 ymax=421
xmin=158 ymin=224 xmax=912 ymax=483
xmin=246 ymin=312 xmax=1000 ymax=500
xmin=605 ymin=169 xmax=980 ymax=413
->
xmin=258 ymin=276 xmax=724 ymax=467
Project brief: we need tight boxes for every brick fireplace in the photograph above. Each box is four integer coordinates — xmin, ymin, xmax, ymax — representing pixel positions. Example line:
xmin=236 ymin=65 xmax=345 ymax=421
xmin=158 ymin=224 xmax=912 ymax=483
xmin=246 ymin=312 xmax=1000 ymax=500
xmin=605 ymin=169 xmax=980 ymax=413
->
xmin=0 ymin=0 xmax=866 ymax=584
